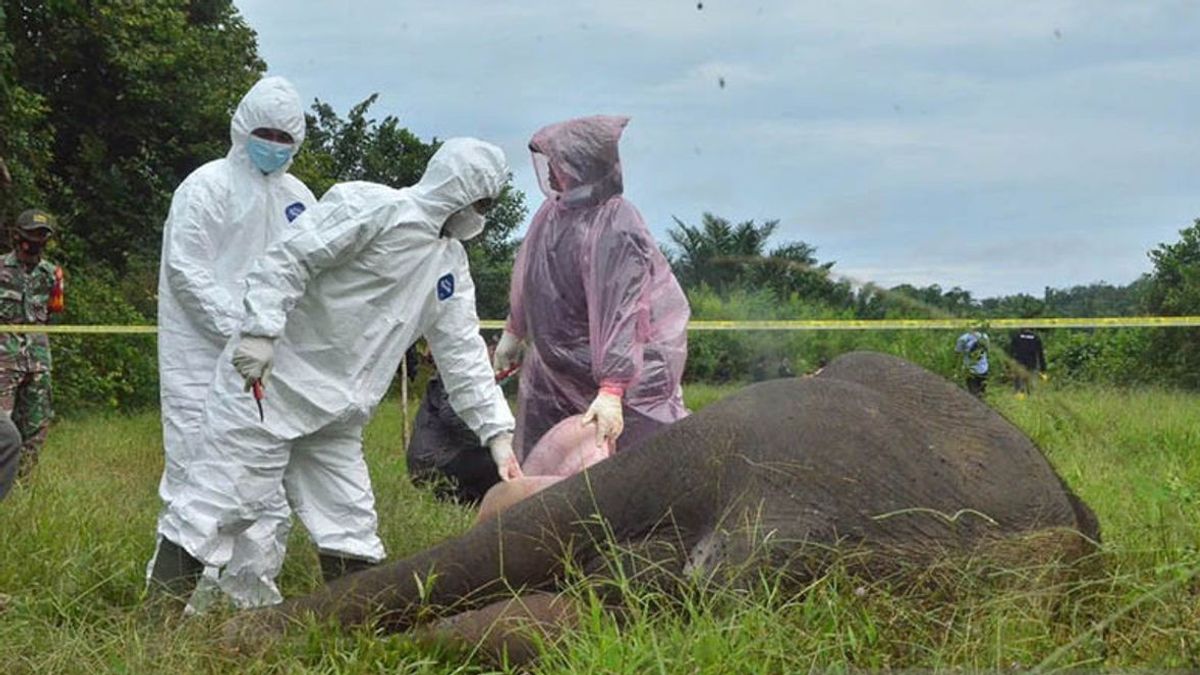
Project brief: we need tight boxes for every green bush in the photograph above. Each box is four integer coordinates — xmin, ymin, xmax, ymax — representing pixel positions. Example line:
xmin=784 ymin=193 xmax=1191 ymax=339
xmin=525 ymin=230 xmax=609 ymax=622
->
xmin=1141 ymin=220 xmax=1200 ymax=389
xmin=1041 ymin=328 xmax=1153 ymax=387
xmin=51 ymin=266 xmax=158 ymax=415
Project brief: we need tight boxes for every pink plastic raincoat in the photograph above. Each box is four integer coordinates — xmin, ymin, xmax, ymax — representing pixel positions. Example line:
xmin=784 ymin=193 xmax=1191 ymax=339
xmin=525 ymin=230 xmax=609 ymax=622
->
xmin=507 ymin=116 xmax=690 ymax=459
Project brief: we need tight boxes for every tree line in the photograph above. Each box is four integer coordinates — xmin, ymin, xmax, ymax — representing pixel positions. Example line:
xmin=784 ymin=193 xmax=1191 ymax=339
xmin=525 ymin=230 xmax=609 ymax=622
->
xmin=662 ymin=211 xmax=1199 ymax=388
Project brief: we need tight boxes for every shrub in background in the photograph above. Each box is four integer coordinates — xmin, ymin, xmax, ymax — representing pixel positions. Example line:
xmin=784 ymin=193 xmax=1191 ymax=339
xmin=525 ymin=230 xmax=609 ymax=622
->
xmin=1042 ymin=328 xmax=1153 ymax=388
xmin=51 ymin=267 xmax=157 ymax=415
xmin=684 ymin=286 xmax=959 ymax=383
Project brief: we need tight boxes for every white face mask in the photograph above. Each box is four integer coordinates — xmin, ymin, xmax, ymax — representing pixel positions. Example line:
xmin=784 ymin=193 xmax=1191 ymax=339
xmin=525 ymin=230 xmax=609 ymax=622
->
xmin=443 ymin=207 xmax=486 ymax=241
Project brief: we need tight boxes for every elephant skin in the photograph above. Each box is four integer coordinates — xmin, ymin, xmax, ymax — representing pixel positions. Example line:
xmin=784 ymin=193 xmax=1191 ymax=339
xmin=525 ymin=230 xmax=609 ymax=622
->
xmin=222 ymin=351 xmax=1099 ymax=658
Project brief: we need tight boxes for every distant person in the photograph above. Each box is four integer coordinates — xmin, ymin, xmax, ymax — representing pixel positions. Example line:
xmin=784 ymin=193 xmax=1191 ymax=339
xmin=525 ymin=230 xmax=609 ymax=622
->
xmin=954 ymin=328 xmax=990 ymax=398
xmin=777 ymin=358 xmax=795 ymax=378
xmin=0 ymin=208 xmax=65 ymax=482
xmin=751 ymin=356 xmax=769 ymax=382
xmin=494 ymin=115 xmax=689 ymax=459
xmin=1009 ymin=328 xmax=1047 ymax=396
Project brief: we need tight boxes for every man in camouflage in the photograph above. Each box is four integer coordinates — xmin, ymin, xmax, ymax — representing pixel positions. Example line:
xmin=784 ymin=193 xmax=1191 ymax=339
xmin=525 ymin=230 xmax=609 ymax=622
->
xmin=0 ymin=208 xmax=64 ymax=483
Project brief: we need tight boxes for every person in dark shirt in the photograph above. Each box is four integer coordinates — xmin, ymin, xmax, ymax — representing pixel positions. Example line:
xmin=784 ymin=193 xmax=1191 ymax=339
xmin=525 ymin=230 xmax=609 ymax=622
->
xmin=777 ymin=358 xmax=795 ymax=378
xmin=1009 ymin=328 xmax=1047 ymax=395
xmin=751 ymin=356 xmax=769 ymax=382
xmin=406 ymin=375 xmax=501 ymax=505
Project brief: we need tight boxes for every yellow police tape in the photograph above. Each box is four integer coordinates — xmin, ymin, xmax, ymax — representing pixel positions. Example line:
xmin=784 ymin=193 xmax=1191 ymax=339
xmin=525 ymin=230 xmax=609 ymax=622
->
xmin=0 ymin=324 xmax=158 ymax=334
xmin=1 ymin=316 xmax=1198 ymax=335
xmin=484 ymin=317 xmax=1200 ymax=331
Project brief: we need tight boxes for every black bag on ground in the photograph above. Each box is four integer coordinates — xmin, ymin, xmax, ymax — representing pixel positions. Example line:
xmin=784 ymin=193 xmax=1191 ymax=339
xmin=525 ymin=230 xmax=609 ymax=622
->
xmin=406 ymin=376 xmax=500 ymax=505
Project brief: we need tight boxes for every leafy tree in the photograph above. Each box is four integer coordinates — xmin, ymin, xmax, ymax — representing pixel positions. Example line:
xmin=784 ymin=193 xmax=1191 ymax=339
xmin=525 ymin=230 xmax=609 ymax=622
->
xmin=0 ymin=0 xmax=267 ymax=412
xmin=291 ymin=94 xmax=437 ymax=198
xmin=980 ymin=293 xmax=1045 ymax=319
xmin=0 ymin=2 xmax=54 ymax=223
xmin=1041 ymin=280 xmax=1147 ymax=318
xmin=749 ymin=242 xmax=853 ymax=307
xmin=853 ymin=283 xmax=979 ymax=319
xmin=3 ymin=0 xmax=263 ymax=270
xmin=1143 ymin=219 xmax=1200 ymax=387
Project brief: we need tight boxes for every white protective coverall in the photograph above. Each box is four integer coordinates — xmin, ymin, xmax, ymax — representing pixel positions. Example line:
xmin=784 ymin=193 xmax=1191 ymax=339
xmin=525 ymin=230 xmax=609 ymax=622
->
xmin=153 ymin=76 xmax=314 ymax=607
xmin=161 ymin=138 xmax=515 ymax=569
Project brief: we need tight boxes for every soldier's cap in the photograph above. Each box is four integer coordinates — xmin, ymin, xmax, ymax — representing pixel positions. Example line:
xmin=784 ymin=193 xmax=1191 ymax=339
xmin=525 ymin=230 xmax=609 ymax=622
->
xmin=15 ymin=209 xmax=55 ymax=238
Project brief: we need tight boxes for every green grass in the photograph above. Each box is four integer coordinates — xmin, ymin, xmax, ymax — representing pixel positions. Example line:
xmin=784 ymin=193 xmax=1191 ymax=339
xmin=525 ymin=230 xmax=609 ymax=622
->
xmin=1 ymin=381 xmax=1198 ymax=672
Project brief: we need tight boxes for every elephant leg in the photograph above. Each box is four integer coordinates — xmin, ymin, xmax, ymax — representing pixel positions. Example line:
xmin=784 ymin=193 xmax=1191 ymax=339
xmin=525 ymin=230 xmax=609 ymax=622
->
xmin=412 ymin=591 xmax=579 ymax=667
xmin=581 ymin=535 xmax=692 ymax=606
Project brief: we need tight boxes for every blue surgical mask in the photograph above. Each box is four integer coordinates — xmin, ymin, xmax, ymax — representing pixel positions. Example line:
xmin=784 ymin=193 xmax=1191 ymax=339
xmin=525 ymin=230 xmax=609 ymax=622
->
xmin=245 ymin=137 xmax=294 ymax=174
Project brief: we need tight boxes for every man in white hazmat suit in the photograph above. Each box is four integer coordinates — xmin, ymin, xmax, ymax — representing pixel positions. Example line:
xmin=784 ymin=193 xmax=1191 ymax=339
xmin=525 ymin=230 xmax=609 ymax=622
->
xmin=151 ymin=138 xmax=522 ymax=601
xmin=150 ymin=76 xmax=315 ymax=608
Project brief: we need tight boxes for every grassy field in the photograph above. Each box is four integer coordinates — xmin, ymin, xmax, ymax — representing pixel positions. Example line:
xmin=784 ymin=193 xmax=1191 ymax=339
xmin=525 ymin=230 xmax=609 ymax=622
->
xmin=1 ymin=380 xmax=1197 ymax=673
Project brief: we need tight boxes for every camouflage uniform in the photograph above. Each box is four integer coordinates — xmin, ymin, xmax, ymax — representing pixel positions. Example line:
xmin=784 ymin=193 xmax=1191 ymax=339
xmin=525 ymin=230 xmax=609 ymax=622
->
xmin=0 ymin=250 xmax=58 ymax=478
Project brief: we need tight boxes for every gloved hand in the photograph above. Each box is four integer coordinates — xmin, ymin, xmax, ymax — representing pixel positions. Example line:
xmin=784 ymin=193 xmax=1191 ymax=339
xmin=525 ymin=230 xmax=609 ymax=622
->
xmin=232 ymin=335 xmax=275 ymax=390
xmin=1039 ymin=372 xmax=1049 ymax=382
xmin=493 ymin=330 xmax=524 ymax=374
xmin=581 ymin=387 xmax=624 ymax=446
xmin=488 ymin=432 xmax=523 ymax=482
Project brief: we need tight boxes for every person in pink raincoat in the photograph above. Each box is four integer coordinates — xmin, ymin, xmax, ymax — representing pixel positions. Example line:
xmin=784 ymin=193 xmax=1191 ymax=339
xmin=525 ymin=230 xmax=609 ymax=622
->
xmin=493 ymin=115 xmax=690 ymax=460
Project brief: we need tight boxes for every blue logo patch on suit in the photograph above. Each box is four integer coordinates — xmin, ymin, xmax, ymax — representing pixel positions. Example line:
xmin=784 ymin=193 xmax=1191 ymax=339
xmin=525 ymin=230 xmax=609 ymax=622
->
xmin=285 ymin=202 xmax=306 ymax=222
xmin=437 ymin=274 xmax=455 ymax=301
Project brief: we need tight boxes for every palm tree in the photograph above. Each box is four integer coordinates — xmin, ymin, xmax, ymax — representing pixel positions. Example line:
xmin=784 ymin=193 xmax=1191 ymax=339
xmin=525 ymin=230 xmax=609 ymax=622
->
xmin=667 ymin=213 xmax=779 ymax=292
xmin=666 ymin=212 xmax=849 ymax=305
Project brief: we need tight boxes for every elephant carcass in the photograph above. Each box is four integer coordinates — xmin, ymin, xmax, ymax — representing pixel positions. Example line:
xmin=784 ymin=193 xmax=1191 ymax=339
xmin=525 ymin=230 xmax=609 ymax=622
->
xmin=224 ymin=351 xmax=1099 ymax=656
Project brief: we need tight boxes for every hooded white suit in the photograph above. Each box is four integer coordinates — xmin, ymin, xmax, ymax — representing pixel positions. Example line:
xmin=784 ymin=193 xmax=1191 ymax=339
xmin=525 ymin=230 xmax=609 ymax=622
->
xmin=154 ymin=76 xmax=314 ymax=607
xmin=161 ymin=138 xmax=515 ymax=571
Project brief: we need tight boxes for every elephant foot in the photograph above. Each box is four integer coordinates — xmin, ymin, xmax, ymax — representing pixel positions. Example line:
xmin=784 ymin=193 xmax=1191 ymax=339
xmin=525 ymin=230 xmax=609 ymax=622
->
xmin=413 ymin=592 xmax=579 ymax=666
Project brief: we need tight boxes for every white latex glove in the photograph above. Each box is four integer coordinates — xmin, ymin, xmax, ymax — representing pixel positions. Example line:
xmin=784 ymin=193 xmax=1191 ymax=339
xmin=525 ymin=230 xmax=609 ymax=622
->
xmin=488 ymin=432 xmax=523 ymax=482
xmin=493 ymin=330 xmax=524 ymax=374
xmin=581 ymin=389 xmax=624 ymax=446
xmin=232 ymin=335 xmax=275 ymax=389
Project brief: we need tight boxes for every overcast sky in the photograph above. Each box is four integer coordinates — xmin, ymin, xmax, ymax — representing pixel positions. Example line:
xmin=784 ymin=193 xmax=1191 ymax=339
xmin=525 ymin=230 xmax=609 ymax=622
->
xmin=236 ymin=1 xmax=1200 ymax=298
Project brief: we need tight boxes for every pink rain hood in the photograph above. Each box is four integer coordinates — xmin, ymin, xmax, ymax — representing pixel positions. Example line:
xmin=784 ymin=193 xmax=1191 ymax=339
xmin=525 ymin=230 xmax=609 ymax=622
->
xmin=508 ymin=115 xmax=690 ymax=458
